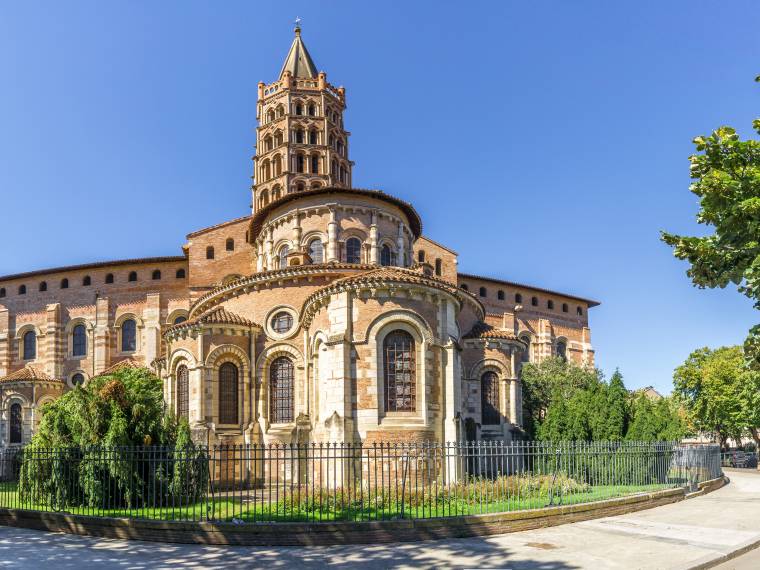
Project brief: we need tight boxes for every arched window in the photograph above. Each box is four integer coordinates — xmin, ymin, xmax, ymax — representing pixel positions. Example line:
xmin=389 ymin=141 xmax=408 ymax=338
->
xmin=176 ymin=364 xmax=189 ymax=419
xmin=39 ymin=282 xmax=47 ymax=292
xmin=121 ymin=319 xmax=137 ymax=352
xmin=152 ymin=270 xmax=161 ymax=280
xmin=206 ymin=246 xmax=214 ymax=260
xmin=310 ymin=155 xmax=319 ymax=173
xmin=531 ymin=296 xmax=538 ymax=306
xmin=380 ymin=244 xmax=393 ymax=266
xmin=337 ymin=140 xmax=344 ymax=156
xmin=278 ymin=245 xmax=289 ymax=269
xmin=83 ymin=276 xmax=91 ymax=286
xmin=272 ymin=185 xmax=281 ymax=200
xmin=226 ymin=238 xmax=234 ymax=251
xmin=218 ymin=362 xmax=239 ymax=424
xmin=18 ymin=285 xmax=26 ymax=295
xmin=345 ymin=238 xmax=362 ymax=264
xmin=309 ymin=130 xmax=318 ymax=144
xmin=515 ymin=293 xmax=522 ymax=303
xmin=128 ymin=272 xmax=137 ymax=282
xmin=308 ymin=239 xmax=323 ymax=263
xmin=295 ymin=129 xmax=304 ymax=144
xmin=479 ymin=287 xmax=487 ymax=298
xmin=384 ymin=330 xmax=416 ymax=412
xmin=276 ymin=105 xmax=284 ymax=118
xmin=105 ymin=273 xmax=114 ymax=284
xmin=173 ymin=315 xmax=187 ymax=325
xmin=577 ymin=306 xmax=583 ymax=316
xmin=71 ymin=373 xmax=85 ymax=387
xmin=61 ymin=278 xmax=69 ymax=289
xmin=307 ymin=103 xmax=316 ymax=116
xmin=296 ymin=154 xmax=305 ymax=173
xmin=270 ymin=357 xmax=294 ymax=423
xmin=435 ymin=259 xmax=442 ymax=276
xmin=274 ymin=130 xmax=283 ymax=146
xmin=0 ymin=288 xmax=5 ymax=298
xmin=9 ymin=403 xmax=22 ymax=444
xmin=72 ymin=324 xmax=87 ymax=357
xmin=520 ymin=335 xmax=531 ymax=363
xmin=497 ymin=290 xmax=505 ymax=300
xmin=176 ymin=268 xmax=186 ymax=279
xmin=266 ymin=109 xmax=275 ymax=123
xmin=417 ymin=250 xmax=425 ymax=263
xmin=295 ymin=103 xmax=303 ymax=115
xmin=481 ymin=371 xmax=500 ymax=425
xmin=547 ymin=300 xmax=554 ymax=310
xmin=556 ymin=340 xmax=567 ymax=361
xmin=22 ymin=331 xmax=36 ymax=360
xmin=460 ymin=283 xmax=469 ymax=291
xmin=296 ymin=181 xmax=305 ymax=192
xmin=562 ymin=303 xmax=568 ymax=313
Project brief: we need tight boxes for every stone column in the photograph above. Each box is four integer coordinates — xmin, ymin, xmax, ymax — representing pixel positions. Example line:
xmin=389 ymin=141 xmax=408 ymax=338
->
xmin=94 ymin=296 xmax=110 ymax=374
xmin=44 ymin=304 xmax=62 ymax=379
xmin=292 ymin=211 xmax=302 ymax=252
xmin=326 ymin=208 xmax=339 ymax=262
xmin=397 ymin=222 xmax=405 ymax=266
xmin=265 ymin=228 xmax=274 ymax=270
xmin=369 ymin=211 xmax=379 ymax=265
xmin=0 ymin=309 xmax=9 ymax=378
xmin=510 ymin=380 xmax=519 ymax=426
xmin=143 ymin=293 xmax=162 ymax=367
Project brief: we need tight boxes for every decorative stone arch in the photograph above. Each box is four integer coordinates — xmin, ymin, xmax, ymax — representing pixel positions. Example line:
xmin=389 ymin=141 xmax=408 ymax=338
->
xmin=554 ymin=335 xmax=569 ymax=360
xmin=469 ymin=358 xmax=510 ymax=381
xmin=67 ymin=369 xmax=89 ymax=388
xmin=517 ymin=330 xmax=534 ymax=363
xmin=205 ymin=344 xmax=251 ymax=428
xmin=364 ymin=310 xmax=433 ymax=423
xmin=169 ymin=348 xmax=198 ymax=374
xmin=308 ymin=331 xmax=329 ymax=426
xmin=166 ymin=308 xmax=190 ymax=326
xmin=64 ymin=317 xmax=94 ymax=358
xmin=220 ymin=274 xmax=243 ymax=286
xmin=300 ymin=230 xmax=327 ymax=249
xmin=255 ymin=343 xmax=304 ymax=427
xmin=3 ymin=392 xmax=29 ymax=445
xmin=114 ymin=312 xmax=143 ymax=354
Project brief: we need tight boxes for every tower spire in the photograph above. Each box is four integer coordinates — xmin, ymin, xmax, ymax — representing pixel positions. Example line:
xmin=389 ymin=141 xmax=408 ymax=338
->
xmin=280 ymin=19 xmax=318 ymax=79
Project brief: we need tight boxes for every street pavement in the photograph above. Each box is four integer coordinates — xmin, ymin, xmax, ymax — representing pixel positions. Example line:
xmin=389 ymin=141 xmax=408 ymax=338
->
xmin=0 ymin=468 xmax=757 ymax=569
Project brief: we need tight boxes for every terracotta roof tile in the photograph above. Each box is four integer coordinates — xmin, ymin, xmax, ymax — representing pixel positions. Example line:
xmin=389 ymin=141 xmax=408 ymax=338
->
xmin=462 ymin=321 xmax=525 ymax=342
xmin=0 ymin=365 xmax=59 ymax=384
xmin=168 ymin=306 xmax=259 ymax=334
xmin=96 ymin=358 xmax=145 ymax=377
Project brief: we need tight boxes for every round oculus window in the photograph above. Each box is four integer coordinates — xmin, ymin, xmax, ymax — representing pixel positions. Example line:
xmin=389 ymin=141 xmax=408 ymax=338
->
xmin=271 ymin=311 xmax=294 ymax=334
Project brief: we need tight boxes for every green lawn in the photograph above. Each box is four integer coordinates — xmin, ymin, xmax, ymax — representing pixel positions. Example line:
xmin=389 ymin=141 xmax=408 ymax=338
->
xmin=0 ymin=481 xmax=674 ymax=523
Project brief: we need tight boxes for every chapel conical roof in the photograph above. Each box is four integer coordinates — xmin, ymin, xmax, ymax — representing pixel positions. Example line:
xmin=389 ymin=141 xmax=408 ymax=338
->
xmin=279 ymin=25 xmax=318 ymax=79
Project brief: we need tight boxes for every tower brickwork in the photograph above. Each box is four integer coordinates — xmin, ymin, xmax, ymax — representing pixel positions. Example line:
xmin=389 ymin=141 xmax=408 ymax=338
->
xmin=251 ymin=25 xmax=353 ymax=213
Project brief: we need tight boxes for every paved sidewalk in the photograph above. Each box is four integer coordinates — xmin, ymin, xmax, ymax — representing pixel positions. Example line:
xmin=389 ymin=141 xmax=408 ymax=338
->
xmin=0 ymin=469 xmax=757 ymax=569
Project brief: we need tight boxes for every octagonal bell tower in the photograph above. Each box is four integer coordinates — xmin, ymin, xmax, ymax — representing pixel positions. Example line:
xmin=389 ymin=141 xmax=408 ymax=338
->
xmin=251 ymin=24 xmax=353 ymax=213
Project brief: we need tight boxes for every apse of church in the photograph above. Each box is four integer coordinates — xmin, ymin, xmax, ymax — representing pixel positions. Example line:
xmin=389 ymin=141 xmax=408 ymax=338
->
xmin=0 ymin=25 xmax=598 ymax=447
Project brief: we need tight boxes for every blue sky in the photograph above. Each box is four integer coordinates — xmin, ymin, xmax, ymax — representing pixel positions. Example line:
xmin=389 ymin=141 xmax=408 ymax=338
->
xmin=0 ymin=1 xmax=758 ymax=394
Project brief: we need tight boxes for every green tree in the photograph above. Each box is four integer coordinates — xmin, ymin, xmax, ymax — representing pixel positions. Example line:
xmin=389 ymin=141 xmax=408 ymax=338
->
xmin=672 ymin=346 xmax=760 ymax=449
xmin=626 ymin=395 xmax=686 ymax=442
xmin=661 ymin=80 xmax=760 ymax=368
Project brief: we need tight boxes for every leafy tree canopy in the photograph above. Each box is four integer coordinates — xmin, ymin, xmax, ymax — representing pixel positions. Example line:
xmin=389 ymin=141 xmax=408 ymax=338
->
xmin=672 ymin=345 xmax=760 ymax=449
xmin=661 ymin=79 xmax=760 ymax=367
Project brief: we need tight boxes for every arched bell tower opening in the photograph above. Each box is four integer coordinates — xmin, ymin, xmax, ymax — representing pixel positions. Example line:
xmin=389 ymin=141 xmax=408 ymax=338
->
xmin=252 ymin=24 xmax=353 ymax=213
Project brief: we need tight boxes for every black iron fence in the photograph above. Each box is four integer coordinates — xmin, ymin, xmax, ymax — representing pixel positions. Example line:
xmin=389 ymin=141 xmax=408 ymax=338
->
xmin=0 ymin=441 xmax=722 ymax=523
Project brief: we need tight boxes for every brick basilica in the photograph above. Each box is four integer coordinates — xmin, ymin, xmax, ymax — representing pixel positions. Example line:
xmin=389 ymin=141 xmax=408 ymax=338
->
xmin=0 ymin=26 xmax=598 ymax=447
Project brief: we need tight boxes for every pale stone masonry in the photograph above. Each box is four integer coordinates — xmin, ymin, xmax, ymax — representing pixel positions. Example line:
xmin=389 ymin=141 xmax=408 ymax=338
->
xmin=0 ymin=26 xmax=598 ymax=447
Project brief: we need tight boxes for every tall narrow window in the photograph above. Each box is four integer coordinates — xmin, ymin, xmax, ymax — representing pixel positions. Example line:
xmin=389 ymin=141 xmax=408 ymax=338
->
xmin=531 ymin=296 xmax=538 ymax=306
xmin=307 ymin=104 xmax=316 ymax=116
xmin=9 ymin=403 xmax=22 ymax=444
xmin=22 ymin=331 xmax=36 ymax=360
xmin=206 ymin=246 xmax=214 ymax=260
xmin=311 ymin=155 xmax=319 ymax=173
xmin=384 ymin=330 xmax=416 ymax=412
xmin=176 ymin=364 xmax=189 ymax=420
xmin=270 ymin=357 xmax=294 ymax=423
xmin=479 ymin=287 xmax=487 ymax=298
xmin=435 ymin=259 xmax=442 ymax=276
xmin=309 ymin=130 xmax=318 ymax=144
xmin=128 ymin=272 xmax=137 ymax=282
xmin=380 ymin=244 xmax=392 ymax=266
xmin=481 ymin=371 xmax=500 ymax=425
xmin=0 ymin=288 xmax=5 ymax=298
xmin=295 ymin=129 xmax=304 ymax=143
xmin=105 ymin=273 xmax=114 ymax=284
xmin=83 ymin=276 xmax=91 ymax=286
xmin=226 ymin=238 xmax=234 ymax=251
xmin=295 ymin=103 xmax=303 ymax=115
xmin=308 ymin=239 xmax=323 ymax=263
xmin=152 ymin=270 xmax=161 ymax=280
xmin=218 ymin=362 xmax=238 ymax=424
xmin=61 ymin=278 xmax=69 ymax=289
xmin=515 ymin=293 xmax=522 ymax=303
xmin=176 ymin=268 xmax=186 ymax=279
xmin=121 ymin=319 xmax=137 ymax=352
xmin=296 ymin=154 xmax=305 ymax=173
xmin=278 ymin=245 xmax=289 ymax=269
xmin=72 ymin=324 xmax=87 ymax=357
xmin=18 ymin=285 xmax=26 ymax=295
xmin=577 ymin=306 xmax=583 ymax=316
xmin=520 ymin=336 xmax=531 ymax=363
xmin=346 ymin=238 xmax=361 ymax=264
xmin=417 ymin=250 xmax=425 ymax=263
xmin=562 ymin=303 xmax=568 ymax=313
xmin=556 ymin=340 xmax=567 ymax=361
xmin=497 ymin=290 xmax=505 ymax=300
xmin=39 ymin=282 xmax=47 ymax=292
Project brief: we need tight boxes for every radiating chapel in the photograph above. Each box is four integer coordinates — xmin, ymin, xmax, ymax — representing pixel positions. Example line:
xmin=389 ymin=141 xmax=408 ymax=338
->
xmin=0 ymin=26 xmax=598 ymax=447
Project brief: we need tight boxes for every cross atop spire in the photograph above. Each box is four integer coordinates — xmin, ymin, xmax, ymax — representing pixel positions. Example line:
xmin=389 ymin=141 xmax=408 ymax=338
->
xmin=280 ymin=20 xmax=317 ymax=79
